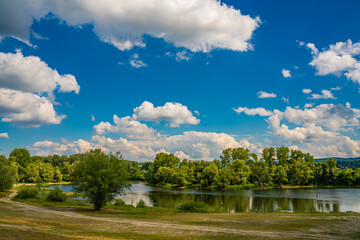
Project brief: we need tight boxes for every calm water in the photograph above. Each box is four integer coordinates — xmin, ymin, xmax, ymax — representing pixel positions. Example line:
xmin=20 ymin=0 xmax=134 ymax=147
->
xmin=51 ymin=182 xmax=360 ymax=213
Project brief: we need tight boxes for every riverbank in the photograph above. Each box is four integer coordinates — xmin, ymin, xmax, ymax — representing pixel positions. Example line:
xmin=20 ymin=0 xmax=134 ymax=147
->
xmin=0 ymin=190 xmax=359 ymax=239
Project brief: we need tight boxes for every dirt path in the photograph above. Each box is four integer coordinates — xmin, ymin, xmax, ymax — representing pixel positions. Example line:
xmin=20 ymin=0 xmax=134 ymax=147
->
xmin=0 ymin=192 xmax=350 ymax=239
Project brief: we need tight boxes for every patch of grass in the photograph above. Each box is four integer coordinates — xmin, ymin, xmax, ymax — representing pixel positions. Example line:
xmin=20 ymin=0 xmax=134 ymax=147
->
xmin=0 ymin=191 xmax=11 ymax=198
xmin=177 ymin=201 xmax=209 ymax=213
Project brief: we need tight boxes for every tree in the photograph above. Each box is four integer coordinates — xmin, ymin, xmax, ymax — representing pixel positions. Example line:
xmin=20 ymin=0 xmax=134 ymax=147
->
xmin=220 ymin=147 xmax=252 ymax=165
xmin=262 ymin=147 xmax=276 ymax=166
xmin=0 ymin=156 xmax=17 ymax=191
xmin=276 ymin=147 xmax=289 ymax=165
xmin=71 ymin=149 xmax=129 ymax=210
xmin=9 ymin=148 xmax=31 ymax=168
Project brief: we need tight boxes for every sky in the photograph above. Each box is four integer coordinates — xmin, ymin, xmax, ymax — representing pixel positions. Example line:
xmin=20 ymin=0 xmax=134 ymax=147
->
xmin=0 ymin=0 xmax=360 ymax=161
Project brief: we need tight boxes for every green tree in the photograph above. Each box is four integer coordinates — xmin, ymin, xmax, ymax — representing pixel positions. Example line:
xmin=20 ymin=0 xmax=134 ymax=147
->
xmin=276 ymin=147 xmax=289 ymax=165
xmin=262 ymin=147 xmax=276 ymax=166
xmin=9 ymin=148 xmax=31 ymax=168
xmin=53 ymin=166 xmax=63 ymax=182
xmin=148 ymin=153 xmax=180 ymax=183
xmin=220 ymin=147 xmax=253 ymax=165
xmin=71 ymin=149 xmax=129 ymax=210
xmin=0 ymin=156 xmax=17 ymax=191
xmin=340 ymin=168 xmax=355 ymax=186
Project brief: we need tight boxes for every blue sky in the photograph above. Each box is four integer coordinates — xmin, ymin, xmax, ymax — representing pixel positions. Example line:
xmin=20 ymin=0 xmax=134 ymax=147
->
xmin=0 ymin=0 xmax=360 ymax=161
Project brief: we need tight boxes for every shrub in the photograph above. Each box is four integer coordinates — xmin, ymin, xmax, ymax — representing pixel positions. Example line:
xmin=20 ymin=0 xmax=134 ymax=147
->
xmin=114 ymin=198 xmax=126 ymax=206
xmin=136 ymin=199 xmax=146 ymax=208
xmin=46 ymin=186 xmax=67 ymax=202
xmin=17 ymin=186 xmax=41 ymax=199
xmin=177 ymin=201 xmax=209 ymax=213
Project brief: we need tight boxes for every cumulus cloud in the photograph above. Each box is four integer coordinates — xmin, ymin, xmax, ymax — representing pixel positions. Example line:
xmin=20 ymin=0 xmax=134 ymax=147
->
xmin=0 ymin=51 xmax=79 ymax=127
xmin=31 ymin=129 xmax=261 ymax=161
xmin=236 ymin=103 xmax=360 ymax=157
xmin=132 ymin=101 xmax=200 ymax=127
xmin=0 ymin=88 xmax=65 ymax=127
xmin=30 ymin=139 xmax=94 ymax=155
xmin=309 ymin=89 xmax=336 ymax=100
xmin=305 ymin=39 xmax=360 ymax=84
xmin=0 ymin=132 xmax=9 ymax=138
xmin=233 ymin=107 xmax=273 ymax=117
xmin=281 ymin=68 xmax=291 ymax=78
xmin=94 ymin=115 xmax=159 ymax=139
xmin=0 ymin=0 xmax=260 ymax=53
xmin=0 ymin=51 xmax=79 ymax=96
xmin=257 ymin=91 xmax=276 ymax=98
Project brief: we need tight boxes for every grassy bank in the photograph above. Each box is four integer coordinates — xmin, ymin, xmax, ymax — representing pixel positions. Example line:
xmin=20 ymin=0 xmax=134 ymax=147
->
xmin=1 ymin=192 xmax=360 ymax=239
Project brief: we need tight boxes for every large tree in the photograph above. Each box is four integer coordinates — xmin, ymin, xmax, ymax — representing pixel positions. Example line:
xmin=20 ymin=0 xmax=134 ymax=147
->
xmin=71 ymin=149 xmax=129 ymax=210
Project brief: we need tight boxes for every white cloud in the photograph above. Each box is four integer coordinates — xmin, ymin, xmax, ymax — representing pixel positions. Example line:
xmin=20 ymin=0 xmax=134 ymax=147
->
xmin=129 ymin=54 xmax=147 ymax=68
xmin=31 ymin=31 xmax=48 ymax=40
xmin=281 ymin=68 xmax=291 ymax=78
xmin=331 ymin=86 xmax=341 ymax=90
xmin=238 ymin=103 xmax=360 ymax=157
xmin=0 ymin=51 xmax=79 ymax=127
xmin=282 ymin=97 xmax=289 ymax=104
xmin=267 ymin=115 xmax=338 ymax=143
xmin=90 ymin=114 xmax=95 ymax=122
xmin=309 ymin=89 xmax=336 ymax=100
xmin=0 ymin=0 xmax=260 ymax=53
xmin=32 ymin=140 xmax=68 ymax=152
xmin=302 ymin=89 xmax=312 ymax=94
xmin=94 ymin=115 xmax=159 ymax=139
xmin=304 ymin=103 xmax=314 ymax=108
xmin=29 ymin=129 xmax=262 ymax=161
xmin=132 ymin=101 xmax=200 ymax=127
xmin=0 ymin=133 xmax=9 ymax=139
xmin=175 ymin=50 xmax=192 ymax=62
xmin=174 ymin=151 xmax=191 ymax=160
xmin=305 ymin=39 xmax=360 ymax=84
xmin=0 ymin=51 xmax=79 ymax=96
xmin=233 ymin=107 xmax=273 ymax=117
xmin=257 ymin=91 xmax=276 ymax=98
xmin=0 ymin=88 xmax=65 ymax=127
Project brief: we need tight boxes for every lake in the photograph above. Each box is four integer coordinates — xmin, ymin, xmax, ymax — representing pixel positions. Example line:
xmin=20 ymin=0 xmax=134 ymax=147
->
xmin=51 ymin=182 xmax=360 ymax=213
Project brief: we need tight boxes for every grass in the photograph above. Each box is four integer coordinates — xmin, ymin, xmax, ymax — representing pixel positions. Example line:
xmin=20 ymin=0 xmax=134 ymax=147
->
xmin=2 ymin=196 xmax=360 ymax=239
xmin=2 ymin=185 xmax=360 ymax=239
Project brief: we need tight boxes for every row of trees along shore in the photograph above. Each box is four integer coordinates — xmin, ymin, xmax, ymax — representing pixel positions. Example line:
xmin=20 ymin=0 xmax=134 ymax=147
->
xmin=1 ymin=147 xmax=360 ymax=192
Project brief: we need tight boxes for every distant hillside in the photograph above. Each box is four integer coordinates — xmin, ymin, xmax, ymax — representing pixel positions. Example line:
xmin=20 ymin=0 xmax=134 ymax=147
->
xmin=315 ymin=157 xmax=360 ymax=162
xmin=315 ymin=157 xmax=360 ymax=169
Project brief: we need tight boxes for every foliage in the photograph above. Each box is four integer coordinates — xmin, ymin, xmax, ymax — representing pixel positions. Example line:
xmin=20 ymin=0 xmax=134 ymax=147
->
xmin=17 ymin=186 xmax=44 ymax=199
xmin=114 ymin=198 xmax=126 ymax=206
xmin=177 ymin=201 xmax=209 ymax=213
xmin=0 ymin=155 xmax=17 ymax=191
xmin=136 ymin=199 xmax=146 ymax=208
xmin=71 ymin=149 xmax=130 ymax=210
xmin=46 ymin=186 xmax=67 ymax=202
xmin=145 ymin=148 xmax=360 ymax=189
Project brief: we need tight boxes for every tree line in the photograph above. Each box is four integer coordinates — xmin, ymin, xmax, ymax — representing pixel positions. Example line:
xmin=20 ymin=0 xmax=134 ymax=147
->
xmin=1 ymin=147 xmax=360 ymax=193
xmin=144 ymin=147 xmax=360 ymax=188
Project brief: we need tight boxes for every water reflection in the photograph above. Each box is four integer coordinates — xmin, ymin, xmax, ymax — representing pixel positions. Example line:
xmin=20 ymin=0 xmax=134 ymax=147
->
xmin=52 ymin=182 xmax=360 ymax=213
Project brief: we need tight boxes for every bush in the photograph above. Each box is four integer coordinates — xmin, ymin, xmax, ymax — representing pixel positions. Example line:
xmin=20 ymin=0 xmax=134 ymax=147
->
xmin=136 ymin=199 xmax=146 ymax=208
xmin=114 ymin=198 xmax=126 ymax=206
xmin=46 ymin=186 xmax=67 ymax=202
xmin=17 ymin=186 xmax=42 ymax=199
xmin=177 ymin=201 xmax=209 ymax=213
